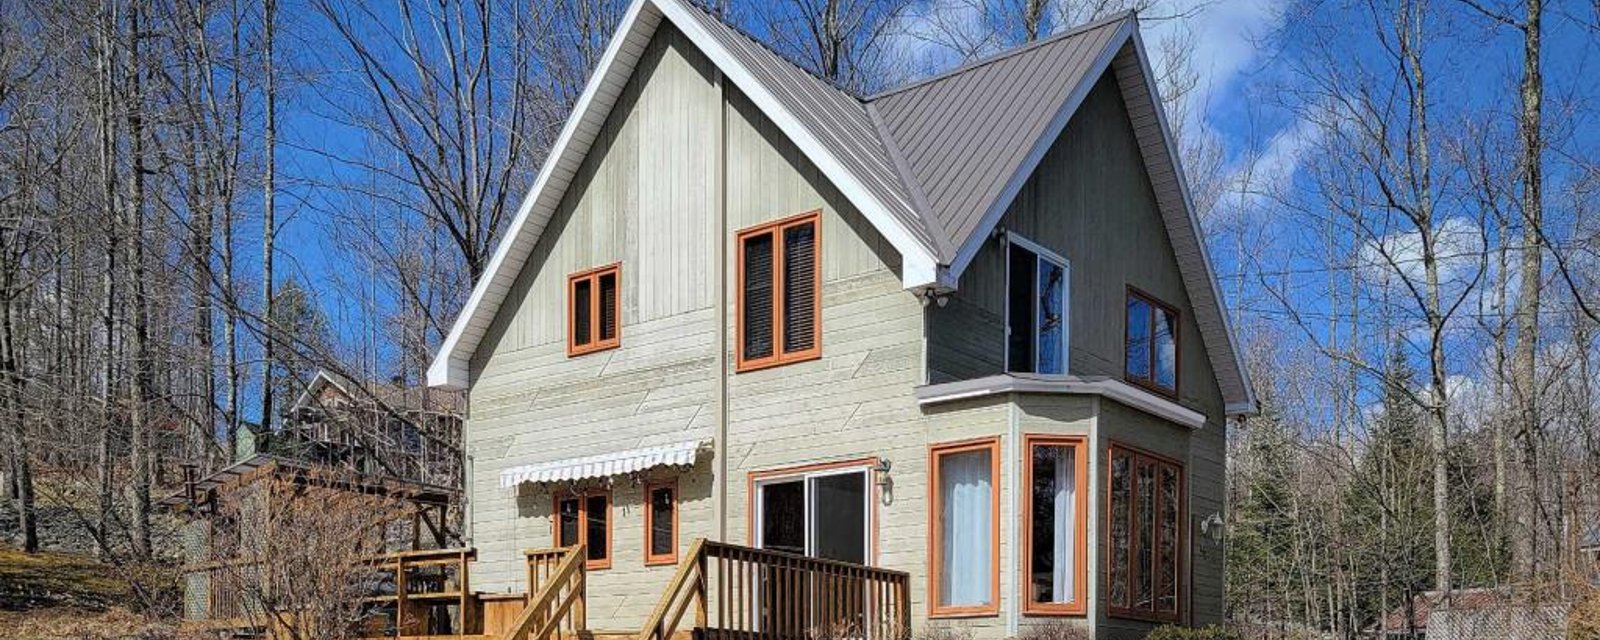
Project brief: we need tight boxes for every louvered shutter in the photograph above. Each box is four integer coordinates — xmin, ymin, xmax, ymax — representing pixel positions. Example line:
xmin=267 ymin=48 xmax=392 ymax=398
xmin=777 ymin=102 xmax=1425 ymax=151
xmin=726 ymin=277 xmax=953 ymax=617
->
xmin=742 ymin=233 xmax=774 ymax=360
xmin=598 ymin=271 xmax=618 ymax=341
xmin=572 ymin=279 xmax=592 ymax=346
xmin=782 ymin=222 xmax=816 ymax=353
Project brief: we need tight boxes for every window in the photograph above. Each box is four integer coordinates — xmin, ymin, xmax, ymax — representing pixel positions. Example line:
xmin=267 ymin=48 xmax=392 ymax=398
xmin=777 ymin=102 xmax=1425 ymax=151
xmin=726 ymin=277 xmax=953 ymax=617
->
xmin=1106 ymin=444 xmax=1182 ymax=621
xmin=929 ymin=438 xmax=1000 ymax=617
xmin=737 ymin=211 xmax=820 ymax=371
xmin=1023 ymin=435 xmax=1087 ymax=615
xmin=1125 ymin=288 xmax=1178 ymax=395
xmin=1007 ymin=235 xmax=1068 ymax=375
xmin=644 ymin=482 xmax=677 ymax=566
xmin=568 ymin=263 xmax=621 ymax=357
xmin=750 ymin=459 xmax=874 ymax=564
xmin=553 ymin=490 xmax=611 ymax=569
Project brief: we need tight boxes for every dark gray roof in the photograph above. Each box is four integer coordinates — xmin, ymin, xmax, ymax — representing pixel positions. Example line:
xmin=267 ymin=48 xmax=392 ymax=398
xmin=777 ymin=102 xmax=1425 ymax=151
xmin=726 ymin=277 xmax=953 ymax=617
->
xmin=868 ymin=15 xmax=1129 ymax=257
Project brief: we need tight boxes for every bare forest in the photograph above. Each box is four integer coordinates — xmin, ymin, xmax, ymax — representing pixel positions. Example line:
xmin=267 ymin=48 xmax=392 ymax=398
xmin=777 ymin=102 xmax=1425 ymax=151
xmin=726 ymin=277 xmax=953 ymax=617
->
xmin=0 ymin=0 xmax=1597 ymax=637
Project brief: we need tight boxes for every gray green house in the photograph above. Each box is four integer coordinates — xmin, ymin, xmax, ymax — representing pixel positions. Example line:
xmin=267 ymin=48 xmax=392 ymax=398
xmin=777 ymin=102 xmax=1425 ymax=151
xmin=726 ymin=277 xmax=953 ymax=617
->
xmin=428 ymin=0 xmax=1255 ymax=637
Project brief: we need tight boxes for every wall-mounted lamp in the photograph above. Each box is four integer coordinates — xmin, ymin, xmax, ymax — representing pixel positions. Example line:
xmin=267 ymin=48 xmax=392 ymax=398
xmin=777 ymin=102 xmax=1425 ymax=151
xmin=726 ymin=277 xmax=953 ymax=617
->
xmin=1199 ymin=512 xmax=1225 ymax=545
xmin=874 ymin=459 xmax=894 ymax=505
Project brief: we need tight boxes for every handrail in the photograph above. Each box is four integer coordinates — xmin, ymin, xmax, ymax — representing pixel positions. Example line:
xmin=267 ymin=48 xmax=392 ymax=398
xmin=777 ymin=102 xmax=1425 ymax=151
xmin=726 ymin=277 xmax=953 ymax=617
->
xmin=638 ymin=539 xmax=910 ymax=640
xmin=638 ymin=539 xmax=707 ymax=640
xmin=501 ymin=544 xmax=586 ymax=640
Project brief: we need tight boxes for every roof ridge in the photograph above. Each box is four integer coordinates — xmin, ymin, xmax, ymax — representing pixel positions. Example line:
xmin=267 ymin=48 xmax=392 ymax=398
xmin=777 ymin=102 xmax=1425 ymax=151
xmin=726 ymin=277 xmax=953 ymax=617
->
xmin=678 ymin=0 xmax=869 ymax=100
xmin=865 ymin=102 xmax=953 ymax=259
xmin=864 ymin=9 xmax=1137 ymax=101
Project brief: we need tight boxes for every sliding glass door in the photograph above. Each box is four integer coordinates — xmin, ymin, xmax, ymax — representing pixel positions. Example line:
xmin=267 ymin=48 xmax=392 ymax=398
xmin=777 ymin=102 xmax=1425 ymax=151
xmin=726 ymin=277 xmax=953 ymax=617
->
xmin=754 ymin=466 xmax=871 ymax=636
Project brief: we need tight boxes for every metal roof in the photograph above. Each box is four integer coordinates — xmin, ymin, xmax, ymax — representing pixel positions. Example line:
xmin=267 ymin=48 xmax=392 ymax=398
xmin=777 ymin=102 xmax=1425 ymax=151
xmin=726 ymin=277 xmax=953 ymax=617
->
xmin=868 ymin=14 xmax=1130 ymax=260
xmin=426 ymin=0 xmax=1254 ymax=413
xmin=499 ymin=440 xmax=706 ymax=488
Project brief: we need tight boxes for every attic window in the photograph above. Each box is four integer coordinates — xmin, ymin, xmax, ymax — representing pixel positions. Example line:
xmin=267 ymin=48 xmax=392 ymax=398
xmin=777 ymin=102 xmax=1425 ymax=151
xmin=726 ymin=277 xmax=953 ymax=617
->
xmin=1125 ymin=288 xmax=1178 ymax=395
xmin=568 ymin=263 xmax=621 ymax=357
xmin=1006 ymin=234 xmax=1068 ymax=375
xmin=737 ymin=211 xmax=821 ymax=372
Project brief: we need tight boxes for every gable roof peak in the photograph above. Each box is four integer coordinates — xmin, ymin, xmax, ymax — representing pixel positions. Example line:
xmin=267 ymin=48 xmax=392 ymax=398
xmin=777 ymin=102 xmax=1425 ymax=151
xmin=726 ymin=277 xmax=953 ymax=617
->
xmin=866 ymin=10 xmax=1139 ymax=102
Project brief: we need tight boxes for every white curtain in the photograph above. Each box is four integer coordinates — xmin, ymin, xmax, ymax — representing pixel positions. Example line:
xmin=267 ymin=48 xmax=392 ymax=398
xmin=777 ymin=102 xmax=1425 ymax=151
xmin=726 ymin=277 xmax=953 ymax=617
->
xmin=1052 ymin=447 xmax=1076 ymax=603
xmin=940 ymin=450 xmax=993 ymax=606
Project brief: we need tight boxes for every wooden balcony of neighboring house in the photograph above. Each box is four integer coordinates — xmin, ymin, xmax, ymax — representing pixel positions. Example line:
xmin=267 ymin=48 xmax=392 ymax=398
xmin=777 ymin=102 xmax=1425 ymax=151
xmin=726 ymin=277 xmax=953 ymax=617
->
xmin=183 ymin=540 xmax=909 ymax=640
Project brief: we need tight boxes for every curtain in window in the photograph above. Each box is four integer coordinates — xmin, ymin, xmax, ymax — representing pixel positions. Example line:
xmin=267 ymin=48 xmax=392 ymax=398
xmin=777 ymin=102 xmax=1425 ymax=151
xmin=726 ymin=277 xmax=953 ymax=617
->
xmin=940 ymin=449 xmax=992 ymax=607
xmin=1051 ymin=447 xmax=1074 ymax=602
xmin=1037 ymin=260 xmax=1065 ymax=374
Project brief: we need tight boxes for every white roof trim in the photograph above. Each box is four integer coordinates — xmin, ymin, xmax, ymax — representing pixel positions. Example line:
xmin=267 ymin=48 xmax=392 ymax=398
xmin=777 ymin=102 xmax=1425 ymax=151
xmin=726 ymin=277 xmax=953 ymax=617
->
xmin=915 ymin=374 xmax=1208 ymax=428
xmin=499 ymin=440 xmax=706 ymax=488
xmin=288 ymin=370 xmax=348 ymax=413
xmin=428 ymin=0 xmax=942 ymax=389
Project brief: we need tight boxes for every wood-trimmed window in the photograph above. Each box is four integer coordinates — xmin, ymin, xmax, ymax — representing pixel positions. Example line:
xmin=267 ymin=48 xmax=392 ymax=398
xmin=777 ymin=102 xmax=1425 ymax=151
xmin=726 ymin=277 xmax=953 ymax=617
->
xmin=929 ymin=438 xmax=1000 ymax=618
xmin=736 ymin=211 xmax=820 ymax=372
xmin=644 ymin=481 xmax=678 ymax=566
xmin=1106 ymin=443 xmax=1183 ymax=622
xmin=1006 ymin=234 xmax=1069 ymax=375
xmin=568 ymin=263 xmax=621 ymax=357
xmin=1023 ymin=435 xmax=1088 ymax=615
xmin=1125 ymin=288 xmax=1178 ymax=396
xmin=554 ymin=490 xmax=612 ymax=570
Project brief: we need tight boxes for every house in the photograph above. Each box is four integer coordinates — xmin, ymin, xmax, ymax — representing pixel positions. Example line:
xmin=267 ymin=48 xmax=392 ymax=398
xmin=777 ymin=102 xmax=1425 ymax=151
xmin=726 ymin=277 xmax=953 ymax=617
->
xmin=167 ymin=373 xmax=470 ymax=638
xmin=427 ymin=0 xmax=1254 ymax=637
xmin=272 ymin=370 xmax=466 ymax=488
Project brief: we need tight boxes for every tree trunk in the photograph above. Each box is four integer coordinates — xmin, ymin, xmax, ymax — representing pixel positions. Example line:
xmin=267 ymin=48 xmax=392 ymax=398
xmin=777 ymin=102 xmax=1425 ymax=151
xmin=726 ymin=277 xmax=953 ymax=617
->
xmin=259 ymin=0 xmax=277 ymax=437
xmin=1511 ymin=0 xmax=1544 ymax=583
xmin=125 ymin=0 xmax=152 ymax=560
xmin=95 ymin=0 xmax=120 ymax=560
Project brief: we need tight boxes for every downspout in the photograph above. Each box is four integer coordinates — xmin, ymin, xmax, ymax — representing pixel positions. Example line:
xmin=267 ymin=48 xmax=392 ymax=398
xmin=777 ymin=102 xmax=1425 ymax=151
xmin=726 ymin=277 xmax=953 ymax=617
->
xmin=712 ymin=68 xmax=729 ymax=542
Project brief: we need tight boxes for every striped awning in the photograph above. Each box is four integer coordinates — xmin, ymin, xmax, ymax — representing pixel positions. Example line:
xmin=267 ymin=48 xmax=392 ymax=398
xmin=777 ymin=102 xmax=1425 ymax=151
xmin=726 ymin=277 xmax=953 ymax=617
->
xmin=499 ymin=440 xmax=705 ymax=488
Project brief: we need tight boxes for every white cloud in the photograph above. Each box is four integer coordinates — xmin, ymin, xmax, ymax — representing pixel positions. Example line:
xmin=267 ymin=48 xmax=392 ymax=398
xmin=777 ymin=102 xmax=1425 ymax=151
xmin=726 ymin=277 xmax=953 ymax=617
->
xmin=1357 ymin=216 xmax=1486 ymax=290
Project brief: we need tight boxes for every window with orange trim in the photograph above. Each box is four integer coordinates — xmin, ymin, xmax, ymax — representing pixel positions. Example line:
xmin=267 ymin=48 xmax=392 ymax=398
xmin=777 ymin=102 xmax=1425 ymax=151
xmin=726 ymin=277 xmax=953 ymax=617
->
xmin=644 ymin=482 xmax=677 ymax=566
xmin=1023 ymin=435 xmax=1088 ymax=615
xmin=929 ymin=438 xmax=1000 ymax=618
xmin=736 ymin=212 xmax=820 ymax=372
xmin=568 ymin=263 xmax=620 ymax=357
xmin=554 ymin=490 xmax=612 ymax=569
xmin=1106 ymin=444 xmax=1182 ymax=621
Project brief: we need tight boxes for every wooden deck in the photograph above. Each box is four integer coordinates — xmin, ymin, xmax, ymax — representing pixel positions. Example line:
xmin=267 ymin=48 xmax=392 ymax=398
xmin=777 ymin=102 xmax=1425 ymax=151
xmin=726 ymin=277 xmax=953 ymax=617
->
xmin=186 ymin=541 xmax=908 ymax=640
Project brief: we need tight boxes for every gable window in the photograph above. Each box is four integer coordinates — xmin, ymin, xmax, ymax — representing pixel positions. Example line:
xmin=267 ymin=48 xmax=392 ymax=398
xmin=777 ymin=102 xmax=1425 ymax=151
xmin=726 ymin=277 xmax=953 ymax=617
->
xmin=1023 ymin=435 xmax=1088 ymax=615
xmin=737 ymin=211 xmax=821 ymax=371
xmin=568 ymin=264 xmax=621 ymax=357
xmin=1125 ymin=288 xmax=1178 ymax=395
xmin=929 ymin=438 xmax=1000 ymax=617
xmin=644 ymin=482 xmax=677 ymax=566
xmin=1107 ymin=444 xmax=1182 ymax=621
xmin=554 ymin=490 xmax=612 ymax=569
xmin=1006 ymin=235 xmax=1068 ymax=375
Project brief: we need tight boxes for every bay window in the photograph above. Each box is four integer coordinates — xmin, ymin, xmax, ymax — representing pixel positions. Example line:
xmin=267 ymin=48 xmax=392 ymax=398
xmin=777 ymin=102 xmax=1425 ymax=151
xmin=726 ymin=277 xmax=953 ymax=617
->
xmin=1023 ymin=435 xmax=1087 ymax=615
xmin=1107 ymin=444 xmax=1182 ymax=621
xmin=929 ymin=438 xmax=1000 ymax=617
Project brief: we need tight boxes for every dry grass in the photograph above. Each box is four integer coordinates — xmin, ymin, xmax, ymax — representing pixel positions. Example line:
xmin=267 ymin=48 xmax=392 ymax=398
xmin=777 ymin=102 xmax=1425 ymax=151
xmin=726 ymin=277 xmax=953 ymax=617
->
xmin=0 ymin=545 xmax=183 ymax=639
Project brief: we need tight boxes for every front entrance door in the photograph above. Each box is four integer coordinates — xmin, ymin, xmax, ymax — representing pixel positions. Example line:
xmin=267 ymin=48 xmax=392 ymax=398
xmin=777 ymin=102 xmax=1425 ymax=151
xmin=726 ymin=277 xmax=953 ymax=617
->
xmin=754 ymin=467 xmax=871 ymax=637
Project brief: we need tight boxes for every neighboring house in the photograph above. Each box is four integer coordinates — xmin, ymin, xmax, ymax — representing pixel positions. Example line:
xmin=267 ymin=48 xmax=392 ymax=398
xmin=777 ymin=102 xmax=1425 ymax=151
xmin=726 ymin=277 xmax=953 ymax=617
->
xmin=274 ymin=370 xmax=466 ymax=488
xmin=427 ymin=0 xmax=1254 ymax=637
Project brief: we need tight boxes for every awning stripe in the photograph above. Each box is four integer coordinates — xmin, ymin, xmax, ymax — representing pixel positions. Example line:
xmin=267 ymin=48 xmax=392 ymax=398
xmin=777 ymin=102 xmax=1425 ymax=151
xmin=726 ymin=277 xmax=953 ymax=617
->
xmin=499 ymin=440 xmax=705 ymax=488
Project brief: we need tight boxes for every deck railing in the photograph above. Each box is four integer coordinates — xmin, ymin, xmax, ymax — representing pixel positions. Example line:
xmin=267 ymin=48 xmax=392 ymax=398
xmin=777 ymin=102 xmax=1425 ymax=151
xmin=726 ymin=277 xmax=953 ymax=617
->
xmin=499 ymin=545 xmax=587 ymax=640
xmin=362 ymin=548 xmax=477 ymax=636
xmin=640 ymin=539 xmax=911 ymax=640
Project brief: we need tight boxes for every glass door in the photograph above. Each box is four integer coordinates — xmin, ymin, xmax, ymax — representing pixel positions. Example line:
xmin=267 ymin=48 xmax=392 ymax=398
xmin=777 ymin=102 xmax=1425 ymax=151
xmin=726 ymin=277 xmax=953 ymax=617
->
xmin=754 ymin=467 xmax=871 ymax=636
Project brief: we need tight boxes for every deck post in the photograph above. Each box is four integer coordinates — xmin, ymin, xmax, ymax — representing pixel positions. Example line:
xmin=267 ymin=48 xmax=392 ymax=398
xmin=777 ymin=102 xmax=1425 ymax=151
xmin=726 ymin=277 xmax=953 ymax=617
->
xmin=394 ymin=555 xmax=406 ymax=639
xmin=693 ymin=551 xmax=708 ymax=630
